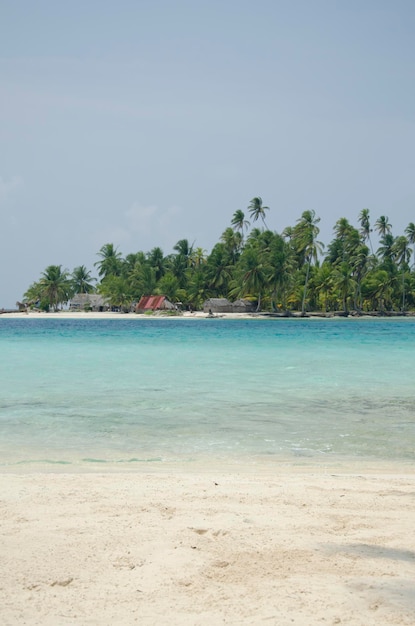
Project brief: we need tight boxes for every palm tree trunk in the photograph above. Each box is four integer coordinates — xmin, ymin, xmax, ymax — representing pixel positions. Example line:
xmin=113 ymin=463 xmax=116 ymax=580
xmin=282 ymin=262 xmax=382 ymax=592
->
xmin=368 ymin=235 xmax=374 ymax=255
xmin=256 ymin=292 xmax=262 ymax=312
xmin=301 ymin=262 xmax=310 ymax=316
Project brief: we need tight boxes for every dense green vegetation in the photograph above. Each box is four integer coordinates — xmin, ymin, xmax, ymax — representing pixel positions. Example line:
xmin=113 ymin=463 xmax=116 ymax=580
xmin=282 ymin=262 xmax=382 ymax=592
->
xmin=24 ymin=201 xmax=415 ymax=314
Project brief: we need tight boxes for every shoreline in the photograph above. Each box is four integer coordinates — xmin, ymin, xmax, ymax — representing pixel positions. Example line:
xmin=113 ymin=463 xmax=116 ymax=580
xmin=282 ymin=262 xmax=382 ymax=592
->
xmin=1 ymin=468 xmax=415 ymax=625
xmin=1 ymin=454 xmax=415 ymax=476
xmin=1 ymin=310 xmax=415 ymax=320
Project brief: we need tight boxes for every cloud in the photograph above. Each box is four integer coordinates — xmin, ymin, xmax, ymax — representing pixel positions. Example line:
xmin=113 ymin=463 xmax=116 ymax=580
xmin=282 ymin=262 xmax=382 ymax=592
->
xmin=92 ymin=202 xmax=184 ymax=253
xmin=125 ymin=202 xmax=182 ymax=235
xmin=125 ymin=203 xmax=159 ymax=232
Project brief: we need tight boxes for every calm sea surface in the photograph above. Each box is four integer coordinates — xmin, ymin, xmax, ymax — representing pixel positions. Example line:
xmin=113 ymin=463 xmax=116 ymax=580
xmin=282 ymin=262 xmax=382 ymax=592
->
xmin=0 ymin=318 xmax=414 ymax=468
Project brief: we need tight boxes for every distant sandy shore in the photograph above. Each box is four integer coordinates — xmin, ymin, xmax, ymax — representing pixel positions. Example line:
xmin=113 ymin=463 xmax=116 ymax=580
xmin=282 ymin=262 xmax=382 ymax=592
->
xmin=2 ymin=310 xmax=414 ymax=320
xmin=1 ymin=467 xmax=415 ymax=625
xmin=1 ymin=311 xmax=264 ymax=320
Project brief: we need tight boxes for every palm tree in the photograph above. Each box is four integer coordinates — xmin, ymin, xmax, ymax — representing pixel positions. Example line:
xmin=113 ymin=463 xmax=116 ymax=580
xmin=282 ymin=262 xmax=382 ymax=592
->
xmin=239 ymin=246 xmax=268 ymax=311
xmin=333 ymin=217 xmax=353 ymax=263
xmin=122 ymin=252 xmax=146 ymax=279
xmin=267 ymin=234 xmax=294 ymax=312
xmin=351 ymin=244 xmax=369 ymax=310
xmin=393 ymin=235 xmax=412 ymax=267
xmin=363 ymin=269 xmax=394 ymax=312
xmin=293 ymin=210 xmax=324 ymax=315
xmin=375 ymin=215 xmax=392 ymax=237
xmin=392 ymin=235 xmax=412 ymax=312
xmin=231 ymin=210 xmax=250 ymax=235
xmin=220 ymin=227 xmax=243 ymax=263
xmin=358 ymin=208 xmax=373 ymax=254
xmin=405 ymin=222 xmax=415 ymax=268
xmin=282 ymin=225 xmax=294 ymax=240
xmin=98 ymin=275 xmax=133 ymax=312
xmin=126 ymin=257 xmax=156 ymax=299
xmin=95 ymin=243 xmax=123 ymax=279
xmin=71 ymin=265 xmax=96 ymax=294
xmin=39 ymin=265 xmax=72 ymax=311
xmin=246 ymin=227 xmax=262 ymax=245
xmin=187 ymin=265 xmax=209 ymax=309
xmin=147 ymin=247 xmax=166 ymax=281
xmin=377 ymin=233 xmax=395 ymax=269
xmin=331 ymin=262 xmax=356 ymax=314
xmin=170 ymin=239 xmax=194 ymax=287
xmin=157 ymin=272 xmax=180 ymax=303
xmin=173 ymin=238 xmax=193 ymax=259
xmin=205 ymin=243 xmax=234 ymax=295
xmin=247 ymin=197 xmax=270 ymax=230
xmin=313 ymin=263 xmax=334 ymax=312
xmin=138 ymin=264 xmax=157 ymax=297
xmin=23 ymin=281 xmax=43 ymax=307
xmin=192 ymin=247 xmax=207 ymax=268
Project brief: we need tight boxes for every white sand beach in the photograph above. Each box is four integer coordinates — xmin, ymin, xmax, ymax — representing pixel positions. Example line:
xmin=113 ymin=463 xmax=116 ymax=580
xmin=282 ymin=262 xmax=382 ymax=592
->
xmin=3 ymin=310 xmax=413 ymax=321
xmin=1 ymin=467 xmax=415 ymax=625
xmin=0 ymin=311 xmax=256 ymax=320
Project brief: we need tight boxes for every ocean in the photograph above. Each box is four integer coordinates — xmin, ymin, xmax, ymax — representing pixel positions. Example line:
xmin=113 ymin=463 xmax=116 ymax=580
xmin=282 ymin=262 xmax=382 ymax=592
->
xmin=0 ymin=317 xmax=414 ymax=469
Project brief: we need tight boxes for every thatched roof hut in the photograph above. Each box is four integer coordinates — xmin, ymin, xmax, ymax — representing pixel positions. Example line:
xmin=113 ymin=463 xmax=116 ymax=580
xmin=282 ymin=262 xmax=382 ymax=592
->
xmin=203 ymin=298 xmax=233 ymax=313
xmin=232 ymin=299 xmax=255 ymax=313
xmin=69 ymin=294 xmax=110 ymax=312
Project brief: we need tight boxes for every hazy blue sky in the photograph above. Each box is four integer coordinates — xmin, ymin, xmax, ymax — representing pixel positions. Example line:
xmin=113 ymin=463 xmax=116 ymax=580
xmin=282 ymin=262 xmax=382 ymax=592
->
xmin=1 ymin=0 xmax=414 ymax=307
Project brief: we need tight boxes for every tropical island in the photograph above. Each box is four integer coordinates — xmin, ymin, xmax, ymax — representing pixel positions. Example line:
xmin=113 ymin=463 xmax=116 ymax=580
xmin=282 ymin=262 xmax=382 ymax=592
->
xmin=15 ymin=201 xmax=415 ymax=316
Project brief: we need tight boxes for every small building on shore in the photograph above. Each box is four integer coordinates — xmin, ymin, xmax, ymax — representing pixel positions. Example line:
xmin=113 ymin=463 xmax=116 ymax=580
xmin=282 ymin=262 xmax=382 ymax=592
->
xmin=203 ymin=298 xmax=233 ymax=314
xmin=69 ymin=294 xmax=110 ymax=312
xmin=232 ymin=299 xmax=256 ymax=313
xmin=135 ymin=295 xmax=176 ymax=314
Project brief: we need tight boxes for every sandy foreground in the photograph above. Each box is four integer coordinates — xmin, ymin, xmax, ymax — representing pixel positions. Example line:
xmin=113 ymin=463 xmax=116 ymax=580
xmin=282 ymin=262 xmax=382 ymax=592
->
xmin=1 ymin=468 xmax=415 ymax=626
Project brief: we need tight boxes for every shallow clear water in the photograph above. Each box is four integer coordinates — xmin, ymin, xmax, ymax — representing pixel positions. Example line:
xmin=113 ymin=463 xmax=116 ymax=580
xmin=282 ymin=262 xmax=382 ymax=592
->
xmin=0 ymin=318 xmax=414 ymax=467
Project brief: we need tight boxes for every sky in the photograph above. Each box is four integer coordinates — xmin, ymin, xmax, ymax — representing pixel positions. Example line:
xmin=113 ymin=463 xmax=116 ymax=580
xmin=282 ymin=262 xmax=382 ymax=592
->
xmin=1 ymin=0 xmax=414 ymax=308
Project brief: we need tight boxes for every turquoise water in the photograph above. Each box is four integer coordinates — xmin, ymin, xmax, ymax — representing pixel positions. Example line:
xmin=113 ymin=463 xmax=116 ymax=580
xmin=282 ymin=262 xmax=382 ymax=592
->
xmin=0 ymin=318 xmax=414 ymax=467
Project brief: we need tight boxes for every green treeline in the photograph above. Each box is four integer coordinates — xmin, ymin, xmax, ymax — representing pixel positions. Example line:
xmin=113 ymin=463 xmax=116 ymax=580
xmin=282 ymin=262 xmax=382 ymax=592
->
xmin=24 ymin=200 xmax=415 ymax=314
